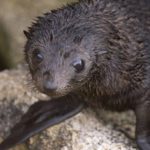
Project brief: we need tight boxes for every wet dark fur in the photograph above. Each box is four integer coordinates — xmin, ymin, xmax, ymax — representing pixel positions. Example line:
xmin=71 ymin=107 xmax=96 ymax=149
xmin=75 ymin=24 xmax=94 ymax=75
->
xmin=25 ymin=0 xmax=150 ymax=149
xmin=0 ymin=0 xmax=150 ymax=150
xmin=25 ymin=0 xmax=150 ymax=111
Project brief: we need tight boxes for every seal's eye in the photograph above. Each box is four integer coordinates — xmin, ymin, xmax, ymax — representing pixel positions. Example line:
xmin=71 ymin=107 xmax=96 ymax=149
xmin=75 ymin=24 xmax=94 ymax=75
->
xmin=32 ymin=49 xmax=44 ymax=64
xmin=72 ymin=59 xmax=85 ymax=73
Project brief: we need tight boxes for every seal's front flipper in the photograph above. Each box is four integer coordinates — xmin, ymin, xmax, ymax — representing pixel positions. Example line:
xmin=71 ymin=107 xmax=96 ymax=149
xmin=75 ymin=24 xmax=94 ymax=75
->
xmin=0 ymin=95 xmax=84 ymax=150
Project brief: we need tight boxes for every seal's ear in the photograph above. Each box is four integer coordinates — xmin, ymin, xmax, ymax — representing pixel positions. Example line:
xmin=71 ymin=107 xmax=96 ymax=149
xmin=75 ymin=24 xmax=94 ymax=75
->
xmin=23 ymin=30 xmax=31 ymax=39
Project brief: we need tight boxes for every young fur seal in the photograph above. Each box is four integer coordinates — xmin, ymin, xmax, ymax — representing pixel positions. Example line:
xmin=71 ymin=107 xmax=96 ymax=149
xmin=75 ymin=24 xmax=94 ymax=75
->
xmin=0 ymin=0 xmax=150 ymax=149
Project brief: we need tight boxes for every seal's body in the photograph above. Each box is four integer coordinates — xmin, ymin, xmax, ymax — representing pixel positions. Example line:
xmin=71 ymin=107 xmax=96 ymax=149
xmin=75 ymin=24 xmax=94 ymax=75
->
xmin=0 ymin=0 xmax=150 ymax=150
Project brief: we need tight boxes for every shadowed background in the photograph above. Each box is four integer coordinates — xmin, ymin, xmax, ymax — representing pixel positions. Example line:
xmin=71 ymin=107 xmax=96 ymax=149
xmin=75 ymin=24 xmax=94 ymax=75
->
xmin=0 ymin=0 xmax=77 ymax=70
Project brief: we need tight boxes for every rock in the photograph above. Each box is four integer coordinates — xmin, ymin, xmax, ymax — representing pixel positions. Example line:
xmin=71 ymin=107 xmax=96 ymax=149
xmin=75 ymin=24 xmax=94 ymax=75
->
xmin=0 ymin=68 xmax=137 ymax=150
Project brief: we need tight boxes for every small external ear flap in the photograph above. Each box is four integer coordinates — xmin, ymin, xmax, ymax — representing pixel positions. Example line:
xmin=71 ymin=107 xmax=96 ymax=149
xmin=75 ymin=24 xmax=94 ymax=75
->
xmin=23 ymin=30 xmax=31 ymax=39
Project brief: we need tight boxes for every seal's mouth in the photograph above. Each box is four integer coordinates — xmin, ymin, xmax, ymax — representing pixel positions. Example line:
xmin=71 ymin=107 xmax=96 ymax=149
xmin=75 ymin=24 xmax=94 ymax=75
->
xmin=40 ymin=85 xmax=72 ymax=98
xmin=43 ymin=90 xmax=68 ymax=98
xmin=33 ymin=76 xmax=77 ymax=98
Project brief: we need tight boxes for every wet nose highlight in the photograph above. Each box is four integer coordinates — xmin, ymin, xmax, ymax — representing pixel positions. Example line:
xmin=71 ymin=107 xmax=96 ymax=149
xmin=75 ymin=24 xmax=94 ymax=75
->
xmin=43 ymin=80 xmax=57 ymax=92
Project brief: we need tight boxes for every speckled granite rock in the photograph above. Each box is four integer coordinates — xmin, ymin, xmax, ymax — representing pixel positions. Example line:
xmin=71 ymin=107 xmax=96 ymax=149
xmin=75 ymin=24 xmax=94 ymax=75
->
xmin=0 ymin=68 xmax=137 ymax=150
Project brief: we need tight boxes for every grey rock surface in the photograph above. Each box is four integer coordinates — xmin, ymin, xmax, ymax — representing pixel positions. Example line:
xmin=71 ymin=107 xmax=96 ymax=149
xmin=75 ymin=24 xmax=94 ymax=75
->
xmin=0 ymin=68 xmax=137 ymax=150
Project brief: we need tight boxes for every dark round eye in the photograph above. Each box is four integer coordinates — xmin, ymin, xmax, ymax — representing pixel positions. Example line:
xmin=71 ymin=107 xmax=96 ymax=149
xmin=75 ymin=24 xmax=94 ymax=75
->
xmin=32 ymin=49 xmax=44 ymax=64
xmin=72 ymin=59 xmax=85 ymax=73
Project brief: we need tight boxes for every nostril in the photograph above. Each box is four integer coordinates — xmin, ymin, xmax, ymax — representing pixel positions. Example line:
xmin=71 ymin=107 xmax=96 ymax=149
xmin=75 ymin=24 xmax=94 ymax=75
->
xmin=43 ymin=71 xmax=51 ymax=77
xmin=43 ymin=80 xmax=57 ymax=92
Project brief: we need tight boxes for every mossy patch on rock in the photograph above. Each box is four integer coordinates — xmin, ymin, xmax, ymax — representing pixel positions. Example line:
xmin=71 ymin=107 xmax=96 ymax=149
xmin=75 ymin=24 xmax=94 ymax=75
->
xmin=0 ymin=22 xmax=14 ymax=70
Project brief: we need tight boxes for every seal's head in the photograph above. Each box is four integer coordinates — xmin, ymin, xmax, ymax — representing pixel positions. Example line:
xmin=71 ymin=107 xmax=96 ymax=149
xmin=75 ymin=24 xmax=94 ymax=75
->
xmin=24 ymin=14 xmax=96 ymax=97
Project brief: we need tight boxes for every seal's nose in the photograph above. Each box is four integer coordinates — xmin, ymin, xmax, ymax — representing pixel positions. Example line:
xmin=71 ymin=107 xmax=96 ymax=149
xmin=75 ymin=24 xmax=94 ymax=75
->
xmin=43 ymin=80 xmax=57 ymax=92
xmin=43 ymin=71 xmax=57 ymax=92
